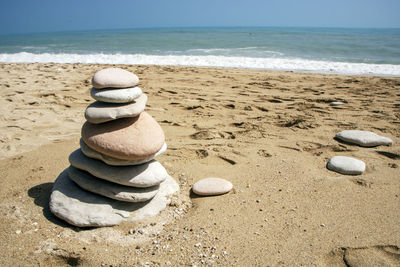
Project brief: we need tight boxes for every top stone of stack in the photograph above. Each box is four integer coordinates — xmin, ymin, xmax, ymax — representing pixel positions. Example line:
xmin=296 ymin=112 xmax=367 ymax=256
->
xmin=92 ymin=68 xmax=139 ymax=89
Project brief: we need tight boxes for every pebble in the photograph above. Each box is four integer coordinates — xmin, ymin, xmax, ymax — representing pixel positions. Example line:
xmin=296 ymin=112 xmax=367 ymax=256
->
xmin=192 ymin=178 xmax=233 ymax=196
xmin=327 ymin=156 xmax=366 ymax=175
xmin=69 ymin=149 xmax=168 ymax=187
xmin=85 ymin=94 xmax=147 ymax=124
xmin=336 ymin=130 xmax=392 ymax=147
xmin=129 ymin=229 xmax=136 ymax=234
xmin=81 ymin=112 xmax=165 ymax=160
xmin=80 ymin=139 xmax=167 ymax=166
xmin=330 ymin=101 xmax=344 ymax=106
xmin=92 ymin=68 xmax=139 ymax=89
xmin=49 ymin=170 xmax=179 ymax=227
xmin=67 ymin=166 xmax=160 ymax=202
xmin=90 ymin=86 xmax=142 ymax=103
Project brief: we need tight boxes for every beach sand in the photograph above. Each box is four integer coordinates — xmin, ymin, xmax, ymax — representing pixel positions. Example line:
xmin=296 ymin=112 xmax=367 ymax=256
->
xmin=0 ymin=62 xmax=399 ymax=266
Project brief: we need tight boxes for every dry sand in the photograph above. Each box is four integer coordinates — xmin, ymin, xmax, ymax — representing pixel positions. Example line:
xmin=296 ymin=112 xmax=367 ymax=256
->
xmin=0 ymin=62 xmax=399 ymax=266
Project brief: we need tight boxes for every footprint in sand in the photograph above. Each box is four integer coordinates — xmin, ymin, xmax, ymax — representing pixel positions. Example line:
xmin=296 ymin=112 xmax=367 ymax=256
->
xmin=257 ymin=149 xmax=272 ymax=158
xmin=190 ymin=130 xmax=235 ymax=140
xmin=325 ymin=245 xmax=400 ymax=266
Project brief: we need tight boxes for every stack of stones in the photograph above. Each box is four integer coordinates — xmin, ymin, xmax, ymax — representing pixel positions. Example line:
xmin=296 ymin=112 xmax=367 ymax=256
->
xmin=50 ymin=68 xmax=179 ymax=227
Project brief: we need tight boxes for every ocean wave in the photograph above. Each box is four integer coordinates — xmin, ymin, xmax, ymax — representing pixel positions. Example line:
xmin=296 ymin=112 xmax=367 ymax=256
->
xmin=0 ymin=52 xmax=399 ymax=76
xmin=183 ymin=47 xmax=285 ymax=57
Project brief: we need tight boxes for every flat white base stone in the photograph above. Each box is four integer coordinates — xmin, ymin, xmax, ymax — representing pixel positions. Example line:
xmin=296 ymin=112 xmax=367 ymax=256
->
xmin=49 ymin=170 xmax=179 ymax=227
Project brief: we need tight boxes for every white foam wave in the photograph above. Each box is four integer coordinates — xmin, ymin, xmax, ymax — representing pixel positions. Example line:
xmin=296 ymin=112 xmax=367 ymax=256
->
xmin=184 ymin=47 xmax=284 ymax=57
xmin=0 ymin=52 xmax=399 ymax=76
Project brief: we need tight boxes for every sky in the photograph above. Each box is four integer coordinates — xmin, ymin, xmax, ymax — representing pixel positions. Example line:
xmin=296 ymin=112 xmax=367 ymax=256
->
xmin=0 ymin=0 xmax=399 ymax=34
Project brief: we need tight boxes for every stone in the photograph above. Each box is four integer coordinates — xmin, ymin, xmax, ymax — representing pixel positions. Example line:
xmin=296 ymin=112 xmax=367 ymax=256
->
xmin=336 ymin=130 xmax=393 ymax=147
xmin=80 ymin=139 xmax=167 ymax=166
xmin=50 ymin=170 xmax=133 ymax=227
xmin=132 ymin=174 xmax=180 ymax=222
xmin=330 ymin=101 xmax=344 ymax=106
xmin=81 ymin=112 xmax=165 ymax=160
xmin=67 ymin=166 xmax=159 ymax=202
xmin=192 ymin=178 xmax=233 ymax=196
xmin=49 ymin=170 xmax=179 ymax=227
xmin=90 ymin=87 xmax=142 ymax=103
xmin=92 ymin=68 xmax=139 ymax=89
xmin=69 ymin=149 xmax=167 ymax=187
xmin=326 ymin=156 xmax=366 ymax=175
xmin=85 ymin=94 xmax=147 ymax=124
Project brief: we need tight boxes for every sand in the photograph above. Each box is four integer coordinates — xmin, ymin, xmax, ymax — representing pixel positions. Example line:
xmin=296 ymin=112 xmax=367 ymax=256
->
xmin=0 ymin=62 xmax=399 ymax=266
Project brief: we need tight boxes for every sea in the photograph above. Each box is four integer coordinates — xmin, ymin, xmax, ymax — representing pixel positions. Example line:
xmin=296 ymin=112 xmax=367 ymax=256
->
xmin=0 ymin=27 xmax=399 ymax=76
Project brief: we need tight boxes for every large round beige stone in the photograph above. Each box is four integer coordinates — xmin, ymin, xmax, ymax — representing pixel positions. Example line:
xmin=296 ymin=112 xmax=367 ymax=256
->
xmin=80 ymin=139 xmax=167 ymax=166
xmin=81 ymin=112 xmax=165 ymax=160
xmin=92 ymin=68 xmax=139 ymax=89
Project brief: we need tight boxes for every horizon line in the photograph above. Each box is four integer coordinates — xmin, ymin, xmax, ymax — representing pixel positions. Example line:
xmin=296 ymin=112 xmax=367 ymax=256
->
xmin=1 ymin=25 xmax=400 ymax=36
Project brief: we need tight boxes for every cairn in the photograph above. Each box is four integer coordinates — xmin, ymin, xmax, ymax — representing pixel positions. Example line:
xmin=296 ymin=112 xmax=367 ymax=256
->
xmin=49 ymin=68 xmax=179 ymax=227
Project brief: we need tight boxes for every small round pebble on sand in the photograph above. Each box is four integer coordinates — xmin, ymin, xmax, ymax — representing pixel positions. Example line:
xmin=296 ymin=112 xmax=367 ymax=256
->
xmin=192 ymin=178 xmax=233 ymax=196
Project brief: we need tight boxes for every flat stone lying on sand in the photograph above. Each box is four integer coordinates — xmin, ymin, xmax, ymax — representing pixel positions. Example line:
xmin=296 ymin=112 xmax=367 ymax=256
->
xmin=192 ymin=178 xmax=233 ymax=196
xmin=85 ymin=94 xmax=147 ymax=124
xmin=327 ymin=156 xmax=366 ymax=175
xmin=336 ymin=130 xmax=393 ymax=147
xmin=90 ymin=87 xmax=142 ymax=103
xmin=80 ymin=139 xmax=167 ymax=166
xmin=92 ymin=68 xmax=139 ymax=89
xmin=50 ymin=170 xmax=179 ymax=227
xmin=69 ymin=149 xmax=167 ymax=187
xmin=82 ymin=112 xmax=165 ymax=160
xmin=330 ymin=101 xmax=344 ymax=106
xmin=67 ymin=166 xmax=159 ymax=202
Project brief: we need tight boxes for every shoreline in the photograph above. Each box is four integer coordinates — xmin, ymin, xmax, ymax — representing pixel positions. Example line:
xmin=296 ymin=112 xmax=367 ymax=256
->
xmin=0 ymin=62 xmax=399 ymax=265
xmin=1 ymin=61 xmax=400 ymax=78
xmin=1 ymin=54 xmax=399 ymax=76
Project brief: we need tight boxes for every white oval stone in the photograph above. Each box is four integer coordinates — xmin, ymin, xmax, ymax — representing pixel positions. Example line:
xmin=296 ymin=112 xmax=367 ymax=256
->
xmin=330 ymin=101 xmax=344 ymax=106
xmin=80 ymin=139 xmax=167 ymax=166
xmin=327 ymin=156 xmax=366 ymax=175
xmin=69 ymin=149 xmax=167 ymax=187
xmin=85 ymin=94 xmax=147 ymax=124
xmin=90 ymin=87 xmax=142 ymax=103
xmin=49 ymin=170 xmax=179 ymax=227
xmin=336 ymin=130 xmax=392 ymax=147
xmin=67 ymin=166 xmax=159 ymax=203
xmin=192 ymin=178 xmax=233 ymax=196
xmin=92 ymin=68 xmax=139 ymax=89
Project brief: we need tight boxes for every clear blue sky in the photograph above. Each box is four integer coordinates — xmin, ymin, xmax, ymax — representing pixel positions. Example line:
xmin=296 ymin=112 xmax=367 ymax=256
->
xmin=1 ymin=0 xmax=399 ymax=34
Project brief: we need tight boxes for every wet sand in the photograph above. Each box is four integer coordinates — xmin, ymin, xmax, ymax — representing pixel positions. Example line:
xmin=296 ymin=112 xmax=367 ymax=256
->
xmin=0 ymin=63 xmax=399 ymax=266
